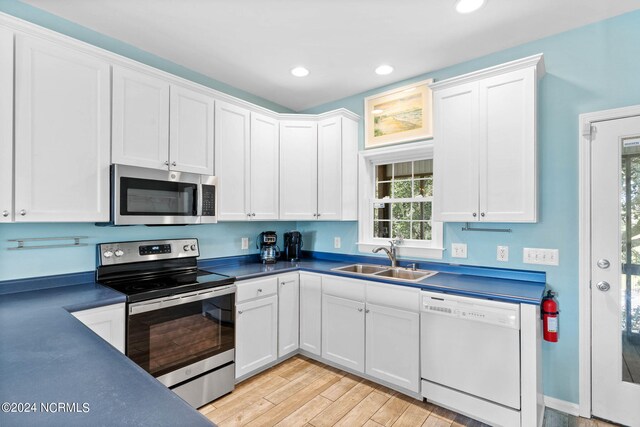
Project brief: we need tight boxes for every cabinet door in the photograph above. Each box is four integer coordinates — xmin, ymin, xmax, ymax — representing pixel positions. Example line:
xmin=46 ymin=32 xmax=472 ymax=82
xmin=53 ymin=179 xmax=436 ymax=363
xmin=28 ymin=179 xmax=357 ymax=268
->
xmin=279 ymin=121 xmax=318 ymax=220
xmin=322 ymin=294 xmax=365 ymax=373
xmin=278 ymin=274 xmax=299 ymax=357
xmin=215 ymin=101 xmax=250 ymax=220
xmin=250 ymin=113 xmax=280 ymax=220
xmin=235 ymin=295 xmax=278 ymax=378
xmin=111 ymin=65 xmax=170 ymax=170
xmin=341 ymin=117 xmax=359 ymax=221
xmin=479 ymin=68 xmax=537 ymax=222
xmin=14 ymin=35 xmax=110 ymax=222
xmin=432 ymin=82 xmax=480 ymax=222
xmin=0 ymin=27 xmax=13 ymax=222
xmin=169 ymin=85 xmax=214 ymax=175
xmin=299 ymin=273 xmax=322 ymax=356
xmin=317 ymin=117 xmax=342 ymax=220
xmin=365 ymin=303 xmax=420 ymax=393
xmin=71 ymin=304 xmax=126 ymax=353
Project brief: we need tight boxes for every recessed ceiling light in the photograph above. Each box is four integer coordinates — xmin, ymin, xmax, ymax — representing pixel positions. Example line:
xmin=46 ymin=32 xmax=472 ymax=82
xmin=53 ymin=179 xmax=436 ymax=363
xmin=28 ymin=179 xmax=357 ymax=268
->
xmin=291 ymin=66 xmax=309 ymax=77
xmin=375 ymin=65 xmax=394 ymax=75
xmin=455 ymin=0 xmax=486 ymax=14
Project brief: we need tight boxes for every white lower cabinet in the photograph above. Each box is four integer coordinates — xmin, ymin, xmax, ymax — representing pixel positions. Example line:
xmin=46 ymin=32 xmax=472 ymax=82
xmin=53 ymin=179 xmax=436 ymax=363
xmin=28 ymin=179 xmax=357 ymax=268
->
xmin=278 ymin=274 xmax=299 ymax=357
xmin=322 ymin=293 xmax=365 ymax=373
xmin=235 ymin=294 xmax=278 ymax=379
xmin=71 ymin=304 xmax=125 ymax=353
xmin=299 ymin=273 xmax=322 ymax=355
xmin=365 ymin=303 xmax=420 ymax=393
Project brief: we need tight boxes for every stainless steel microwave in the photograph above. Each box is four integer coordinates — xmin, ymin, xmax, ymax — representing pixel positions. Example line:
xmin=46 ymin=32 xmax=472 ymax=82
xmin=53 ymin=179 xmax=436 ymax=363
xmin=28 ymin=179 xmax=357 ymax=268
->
xmin=111 ymin=165 xmax=217 ymax=225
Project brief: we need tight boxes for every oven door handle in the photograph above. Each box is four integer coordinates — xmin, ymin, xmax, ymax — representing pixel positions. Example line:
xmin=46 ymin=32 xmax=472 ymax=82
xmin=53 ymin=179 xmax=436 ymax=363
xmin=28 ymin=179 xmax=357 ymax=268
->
xmin=129 ymin=284 xmax=236 ymax=315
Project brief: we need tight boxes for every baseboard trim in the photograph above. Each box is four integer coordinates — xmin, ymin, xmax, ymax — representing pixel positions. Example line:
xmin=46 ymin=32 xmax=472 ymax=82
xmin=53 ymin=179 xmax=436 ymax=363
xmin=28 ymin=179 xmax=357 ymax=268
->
xmin=544 ymin=395 xmax=580 ymax=417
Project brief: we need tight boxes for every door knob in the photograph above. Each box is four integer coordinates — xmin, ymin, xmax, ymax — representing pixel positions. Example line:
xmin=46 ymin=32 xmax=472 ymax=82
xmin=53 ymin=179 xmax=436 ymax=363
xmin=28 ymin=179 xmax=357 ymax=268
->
xmin=597 ymin=259 xmax=610 ymax=269
xmin=596 ymin=281 xmax=610 ymax=292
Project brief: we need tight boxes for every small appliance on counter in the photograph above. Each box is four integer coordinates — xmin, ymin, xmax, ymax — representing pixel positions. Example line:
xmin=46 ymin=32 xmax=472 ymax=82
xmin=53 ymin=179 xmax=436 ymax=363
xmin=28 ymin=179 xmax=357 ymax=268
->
xmin=283 ymin=231 xmax=303 ymax=262
xmin=257 ymin=231 xmax=280 ymax=264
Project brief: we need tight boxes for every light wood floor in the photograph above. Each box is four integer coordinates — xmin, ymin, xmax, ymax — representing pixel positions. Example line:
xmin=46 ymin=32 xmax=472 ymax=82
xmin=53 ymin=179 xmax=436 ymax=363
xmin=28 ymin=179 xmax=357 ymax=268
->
xmin=198 ymin=355 xmax=616 ymax=427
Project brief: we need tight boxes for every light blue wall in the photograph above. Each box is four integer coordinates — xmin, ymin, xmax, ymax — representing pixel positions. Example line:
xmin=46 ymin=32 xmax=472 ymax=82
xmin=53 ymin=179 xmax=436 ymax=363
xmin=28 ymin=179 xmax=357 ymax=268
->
xmin=299 ymin=10 xmax=640 ymax=403
xmin=0 ymin=0 xmax=294 ymax=113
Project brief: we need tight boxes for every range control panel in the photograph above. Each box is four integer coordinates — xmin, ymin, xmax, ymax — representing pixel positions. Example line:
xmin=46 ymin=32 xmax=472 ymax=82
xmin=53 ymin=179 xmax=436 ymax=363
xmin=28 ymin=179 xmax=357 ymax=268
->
xmin=99 ymin=239 xmax=199 ymax=266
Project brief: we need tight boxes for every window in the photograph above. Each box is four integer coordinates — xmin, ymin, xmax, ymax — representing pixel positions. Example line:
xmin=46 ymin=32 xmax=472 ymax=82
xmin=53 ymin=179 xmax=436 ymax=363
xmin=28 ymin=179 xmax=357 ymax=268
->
xmin=373 ymin=160 xmax=433 ymax=241
xmin=358 ymin=142 xmax=443 ymax=259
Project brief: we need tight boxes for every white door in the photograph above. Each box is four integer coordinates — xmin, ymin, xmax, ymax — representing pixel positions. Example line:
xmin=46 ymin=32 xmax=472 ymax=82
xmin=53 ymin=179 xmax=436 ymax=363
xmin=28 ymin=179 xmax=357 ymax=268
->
xmin=317 ymin=117 xmax=342 ymax=220
xmin=432 ymin=82 xmax=479 ymax=222
xmin=250 ymin=113 xmax=280 ymax=220
xmin=299 ymin=273 xmax=322 ymax=355
xmin=365 ymin=303 xmax=420 ymax=393
xmin=169 ymin=85 xmax=214 ymax=175
xmin=215 ymin=101 xmax=250 ymax=221
xmin=14 ymin=35 xmax=111 ymax=222
xmin=280 ymin=121 xmax=318 ymax=220
xmin=0 ymin=27 xmax=13 ymax=222
xmin=111 ymin=65 xmax=170 ymax=170
xmin=278 ymin=275 xmax=299 ymax=357
xmin=235 ymin=295 xmax=278 ymax=379
xmin=591 ymin=116 xmax=640 ymax=426
xmin=479 ymin=67 xmax=536 ymax=222
xmin=322 ymin=294 xmax=365 ymax=373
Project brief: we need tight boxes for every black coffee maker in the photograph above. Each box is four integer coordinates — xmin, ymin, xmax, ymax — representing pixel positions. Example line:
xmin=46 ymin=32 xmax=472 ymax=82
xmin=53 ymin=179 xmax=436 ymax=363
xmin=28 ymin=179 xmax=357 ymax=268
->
xmin=257 ymin=231 xmax=279 ymax=264
xmin=283 ymin=231 xmax=303 ymax=262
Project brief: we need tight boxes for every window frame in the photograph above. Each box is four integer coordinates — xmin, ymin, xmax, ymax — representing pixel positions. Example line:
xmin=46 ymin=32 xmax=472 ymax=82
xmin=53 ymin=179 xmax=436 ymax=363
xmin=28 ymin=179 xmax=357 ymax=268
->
xmin=358 ymin=141 xmax=444 ymax=259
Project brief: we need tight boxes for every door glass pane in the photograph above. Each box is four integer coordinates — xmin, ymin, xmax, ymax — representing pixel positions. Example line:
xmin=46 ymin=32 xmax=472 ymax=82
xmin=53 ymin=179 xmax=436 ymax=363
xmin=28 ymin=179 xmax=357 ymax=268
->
xmin=621 ymin=136 xmax=640 ymax=384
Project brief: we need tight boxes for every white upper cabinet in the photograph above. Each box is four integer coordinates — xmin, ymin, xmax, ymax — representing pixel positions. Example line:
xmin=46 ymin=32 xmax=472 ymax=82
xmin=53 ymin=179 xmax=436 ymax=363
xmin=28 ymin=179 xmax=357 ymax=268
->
xmin=14 ymin=34 xmax=111 ymax=222
xmin=112 ymin=67 xmax=214 ymax=175
xmin=0 ymin=27 xmax=13 ymax=222
xmin=432 ymin=54 xmax=543 ymax=223
xmin=215 ymin=101 xmax=250 ymax=220
xmin=111 ymin=65 xmax=170 ymax=170
xmin=280 ymin=120 xmax=318 ymax=220
xmin=317 ymin=117 xmax=342 ymax=220
xmin=250 ymin=113 xmax=279 ymax=220
xmin=169 ymin=84 xmax=214 ymax=175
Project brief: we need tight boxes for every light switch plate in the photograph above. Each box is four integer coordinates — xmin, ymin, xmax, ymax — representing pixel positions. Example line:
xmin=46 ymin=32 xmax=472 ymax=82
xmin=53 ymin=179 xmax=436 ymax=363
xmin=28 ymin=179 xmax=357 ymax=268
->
xmin=452 ymin=243 xmax=467 ymax=258
xmin=241 ymin=237 xmax=249 ymax=250
xmin=497 ymin=246 xmax=509 ymax=262
xmin=523 ymin=248 xmax=559 ymax=266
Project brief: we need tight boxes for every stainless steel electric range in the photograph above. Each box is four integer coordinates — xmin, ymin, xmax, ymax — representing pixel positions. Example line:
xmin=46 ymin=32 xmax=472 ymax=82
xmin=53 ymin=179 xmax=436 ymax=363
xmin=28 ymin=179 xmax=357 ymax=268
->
xmin=96 ymin=238 xmax=236 ymax=408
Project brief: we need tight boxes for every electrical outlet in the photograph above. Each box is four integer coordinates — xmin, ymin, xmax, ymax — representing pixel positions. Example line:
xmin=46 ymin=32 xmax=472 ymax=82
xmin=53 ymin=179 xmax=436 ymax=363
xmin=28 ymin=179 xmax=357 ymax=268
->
xmin=497 ymin=246 xmax=509 ymax=262
xmin=334 ymin=237 xmax=341 ymax=249
xmin=523 ymin=248 xmax=559 ymax=266
xmin=452 ymin=243 xmax=467 ymax=258
xmin=241 ymin=237 xmax=249 ymax=250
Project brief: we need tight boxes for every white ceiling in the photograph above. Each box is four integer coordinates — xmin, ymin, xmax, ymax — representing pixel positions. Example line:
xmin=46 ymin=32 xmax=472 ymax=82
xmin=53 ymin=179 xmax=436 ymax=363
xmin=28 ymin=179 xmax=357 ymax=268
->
xmin=22 ymin=0 xmax=640 ymax=111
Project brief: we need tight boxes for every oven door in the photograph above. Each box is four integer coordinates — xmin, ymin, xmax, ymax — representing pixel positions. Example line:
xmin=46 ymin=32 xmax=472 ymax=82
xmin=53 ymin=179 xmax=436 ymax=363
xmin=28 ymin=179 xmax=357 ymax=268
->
xmin=113 ymin=164 xmax=203 ymax=225
xmin=127 ymin=285 xmax=235 ymax=387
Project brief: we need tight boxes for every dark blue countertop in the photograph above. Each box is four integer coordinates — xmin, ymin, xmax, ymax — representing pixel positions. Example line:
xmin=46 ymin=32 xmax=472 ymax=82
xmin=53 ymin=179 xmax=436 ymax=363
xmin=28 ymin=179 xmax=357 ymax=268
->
xmin=201 ymin=253 xmax=547 ymax=305
xmin=0 ymin=282 xmax=213 ymax=427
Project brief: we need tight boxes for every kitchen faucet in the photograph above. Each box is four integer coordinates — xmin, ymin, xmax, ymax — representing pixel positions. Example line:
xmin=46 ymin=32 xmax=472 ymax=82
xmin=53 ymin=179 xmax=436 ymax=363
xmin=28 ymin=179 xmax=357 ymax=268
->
xmin=372 ymin=237 xmax=402 ymax=268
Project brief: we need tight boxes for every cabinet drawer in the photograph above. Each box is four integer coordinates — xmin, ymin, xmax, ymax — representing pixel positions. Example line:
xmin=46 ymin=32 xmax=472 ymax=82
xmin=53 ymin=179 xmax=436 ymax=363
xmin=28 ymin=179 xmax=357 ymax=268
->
xmin=237 ymin=276 xmax=278 ymax=302
xmin=366 ymin=282 xmax=420 ymax=312
xmin=322 ymin=275 xmax=365 ymax=301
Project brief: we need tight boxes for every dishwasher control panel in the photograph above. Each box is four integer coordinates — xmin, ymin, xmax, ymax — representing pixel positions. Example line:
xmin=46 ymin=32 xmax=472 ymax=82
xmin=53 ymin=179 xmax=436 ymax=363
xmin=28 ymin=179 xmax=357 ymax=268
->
xmin=421 ymin=291 xmax=520 ymax=330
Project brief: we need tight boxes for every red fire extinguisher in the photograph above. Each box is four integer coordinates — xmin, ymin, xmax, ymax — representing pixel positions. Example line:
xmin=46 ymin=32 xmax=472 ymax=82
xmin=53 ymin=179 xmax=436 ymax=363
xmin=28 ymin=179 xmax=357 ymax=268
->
xmin=541 ymin=290 xmax=559 ymax=342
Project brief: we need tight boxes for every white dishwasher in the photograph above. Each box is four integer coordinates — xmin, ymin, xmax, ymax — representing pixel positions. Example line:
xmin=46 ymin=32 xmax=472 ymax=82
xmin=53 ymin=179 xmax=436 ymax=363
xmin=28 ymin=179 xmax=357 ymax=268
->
xmin=420 ymin=291 xmax=521 ymax=425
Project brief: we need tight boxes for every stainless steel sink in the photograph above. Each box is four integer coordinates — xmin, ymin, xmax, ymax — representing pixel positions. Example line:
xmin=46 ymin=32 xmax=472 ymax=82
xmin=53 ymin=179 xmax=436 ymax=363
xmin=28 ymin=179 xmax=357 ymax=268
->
xmin=332 ymin=264 xmax=389 ymax=274
xmin=372 ymin=268 xmax=437 ymax=282
xmin=331 ymin=264 xmax=437 ymax=282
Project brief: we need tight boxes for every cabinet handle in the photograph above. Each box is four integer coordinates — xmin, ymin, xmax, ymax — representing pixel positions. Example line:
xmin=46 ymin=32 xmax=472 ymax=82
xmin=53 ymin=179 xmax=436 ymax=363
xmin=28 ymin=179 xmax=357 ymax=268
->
xmin=365 ymin=309 xmax=370 ymax=314
xmin=317 ymin=213 xmax=321 ymax=217
xmin=357 ymin=308 xmax=363 ymax=312
xmin=19 ymin=209 xmax=26 ymax=216
xmin=313 ymin=213 xmax=317 ymax=217
xmin=481 ymin=212 xmax=485 ymax=217
xmin=164 ymin=161 xmax=169 ymax=166
xmin=252 ymin=213 xmax=256 ymax=217
xmin=238 ymin=310 xmax=243 ymax=315
xmin=2 ymin=210 xmax=8 ymax=217
xmin=171 ymin=161 xmax=177 ymax=167
xmin=257 ymin=288 xmax=263 ymax=292
xmin=472 ymin=213 xmax=477 ymax=217
xmin=247 ymin=213 xmax=251 ymax=217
